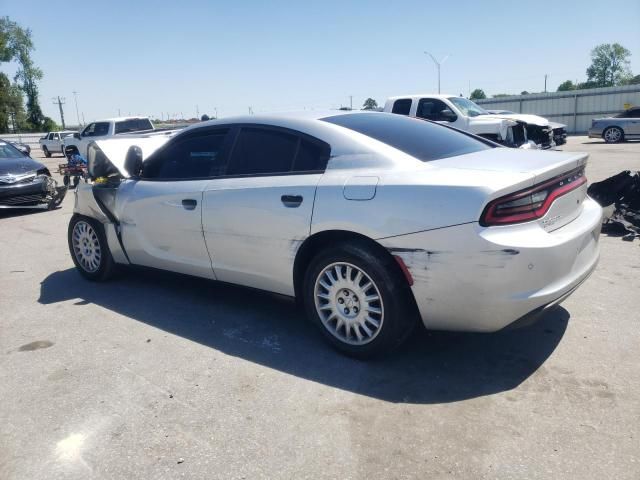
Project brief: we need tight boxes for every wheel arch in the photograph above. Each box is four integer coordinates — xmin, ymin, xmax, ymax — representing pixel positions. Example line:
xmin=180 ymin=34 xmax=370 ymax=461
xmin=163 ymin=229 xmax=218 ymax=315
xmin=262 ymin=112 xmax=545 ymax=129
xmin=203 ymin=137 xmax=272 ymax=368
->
xmin=293 ymin=229 xmax=413 ymax=302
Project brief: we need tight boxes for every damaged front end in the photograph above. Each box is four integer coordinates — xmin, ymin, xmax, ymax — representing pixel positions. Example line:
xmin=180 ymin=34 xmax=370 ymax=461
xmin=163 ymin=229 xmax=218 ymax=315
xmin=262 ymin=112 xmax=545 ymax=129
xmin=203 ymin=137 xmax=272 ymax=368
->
xmin=0 ymin=172 xmax=67 ymax=210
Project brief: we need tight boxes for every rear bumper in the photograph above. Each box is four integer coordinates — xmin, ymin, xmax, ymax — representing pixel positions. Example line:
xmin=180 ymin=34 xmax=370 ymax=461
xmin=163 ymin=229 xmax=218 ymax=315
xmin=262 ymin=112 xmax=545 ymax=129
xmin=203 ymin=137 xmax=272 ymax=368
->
xmin=380 ymin=197 xmax=602 ymax=332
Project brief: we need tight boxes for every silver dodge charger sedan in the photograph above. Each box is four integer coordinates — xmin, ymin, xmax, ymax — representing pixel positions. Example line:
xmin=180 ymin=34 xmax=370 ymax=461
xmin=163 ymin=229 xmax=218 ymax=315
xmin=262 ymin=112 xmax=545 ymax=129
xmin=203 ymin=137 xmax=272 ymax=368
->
xmin=69 ymin=111 xmax=602 ymax=357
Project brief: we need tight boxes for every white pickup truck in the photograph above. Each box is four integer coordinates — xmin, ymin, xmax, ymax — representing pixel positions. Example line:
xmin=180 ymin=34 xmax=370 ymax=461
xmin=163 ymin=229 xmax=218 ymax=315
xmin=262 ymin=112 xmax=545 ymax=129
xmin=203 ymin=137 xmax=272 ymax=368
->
xmin=384 ymin=94 xmax=554 ymax=149
xmin=63 ymin=117 xmax=155 ymax=158
xmin=39 ymin=131 xmax=76 ymax=157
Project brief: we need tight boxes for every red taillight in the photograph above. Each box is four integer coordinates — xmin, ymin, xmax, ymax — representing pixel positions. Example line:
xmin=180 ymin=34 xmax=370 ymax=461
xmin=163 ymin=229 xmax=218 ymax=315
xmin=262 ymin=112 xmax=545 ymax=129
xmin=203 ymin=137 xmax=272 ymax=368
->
xmin=480 ymin=167 xmax=587 ymax=226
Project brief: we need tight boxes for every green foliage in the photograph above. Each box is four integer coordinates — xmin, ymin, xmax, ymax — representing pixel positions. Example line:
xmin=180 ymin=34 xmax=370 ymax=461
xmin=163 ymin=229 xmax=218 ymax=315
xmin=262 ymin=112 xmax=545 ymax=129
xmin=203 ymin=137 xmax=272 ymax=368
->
xmin=0 ymin=17 xmax=44 ymax=130
xmin=586 ymin=43 xmax=632 ymax=87
xmin=200 ymin=114 xmax=210 ymax=121
xmin=41 ymin=116 xmax=59 ymax=132
xmin=557 ymin=80 xmax=576 ymax=91
xmin=520 ymin=91 xmax=530 ymax=95
xmin=362 ymin=98 xmax=378 ymax=110
xmin=492 ymin=93 xmax=510 ymax=98
xmin=469 ymin=89 xmax=486 ymax=100
xmin=624 ymin=74 xmax=640 ymax=85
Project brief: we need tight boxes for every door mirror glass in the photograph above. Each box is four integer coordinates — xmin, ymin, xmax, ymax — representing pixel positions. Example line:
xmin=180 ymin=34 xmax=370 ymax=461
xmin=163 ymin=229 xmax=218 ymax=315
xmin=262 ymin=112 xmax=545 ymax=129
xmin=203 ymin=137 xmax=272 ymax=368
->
xmin=124 ymin=145 xmax=144 ymax=177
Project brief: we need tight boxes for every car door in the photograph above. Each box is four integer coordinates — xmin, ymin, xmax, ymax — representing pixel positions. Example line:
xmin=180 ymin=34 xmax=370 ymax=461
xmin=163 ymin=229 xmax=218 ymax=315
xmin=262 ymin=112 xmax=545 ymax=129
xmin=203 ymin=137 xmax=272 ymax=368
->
xmin=202 ymin=125 xmax=330 ymax=296
xmin=79 ymin=122 xmax=110 ymax=157
xmin=626 ymin=108 xmax=640 ymax=135
xmin=119 ymin=128 xmax=232 ymax=279
xmin=416 ymin=98 xmax=460 ymax=127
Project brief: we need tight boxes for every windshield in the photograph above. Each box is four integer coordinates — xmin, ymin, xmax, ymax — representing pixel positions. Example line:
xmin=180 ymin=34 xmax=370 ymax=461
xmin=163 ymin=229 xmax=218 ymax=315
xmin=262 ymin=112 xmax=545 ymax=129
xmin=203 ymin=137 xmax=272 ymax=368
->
xmin=448 ymin=97 xmax=489 ymax=117
xmin=0 ymin=141 xmax=25 ymax=158
xmin=115 ymin=118 xmax=154 ymax=134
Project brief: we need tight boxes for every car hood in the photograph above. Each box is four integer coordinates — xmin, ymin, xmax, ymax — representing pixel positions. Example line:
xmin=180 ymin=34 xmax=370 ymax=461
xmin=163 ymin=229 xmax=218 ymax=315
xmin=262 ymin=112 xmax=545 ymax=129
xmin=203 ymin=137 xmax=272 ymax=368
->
xmin=0 ymin=157 xmax=46 ymax=176
xmin=483 ymin=113 xmax=550 ymax=126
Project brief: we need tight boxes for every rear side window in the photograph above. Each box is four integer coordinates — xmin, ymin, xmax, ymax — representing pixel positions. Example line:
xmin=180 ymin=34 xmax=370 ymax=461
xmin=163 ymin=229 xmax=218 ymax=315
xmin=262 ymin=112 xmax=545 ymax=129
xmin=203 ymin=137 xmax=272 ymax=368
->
xmin=143 ymin=131 xmax=229 ymax=179
xmin=391 ymin=98 xmax=412 ymax=115
xmin=321 ymin=113 xmax=492 ymax=162
xmin=226 ymin=128 xmax=329 ymax=176
xmin=115 ymin=118 xmax=153 ymax=134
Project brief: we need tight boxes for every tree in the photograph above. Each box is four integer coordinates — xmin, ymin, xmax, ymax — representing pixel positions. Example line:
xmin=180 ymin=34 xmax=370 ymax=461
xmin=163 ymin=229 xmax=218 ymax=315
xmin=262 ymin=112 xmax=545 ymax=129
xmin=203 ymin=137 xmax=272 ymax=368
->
xmin=492 ymin=93 xmax=510 ymax=98
xmin=42 ymin=116 xmax=59 ymax=132
xmin=585 ymin=43 xmax=632 ymax=87
xmin=557 ymin=80 xmax=576 ymax=92
xmin=469 ymin=89 xmax=486 ymax=100
xmin=200 ymin=114 xmax=210 ymax=121
xmin=624 ymin=74 xmax=640 ymax=85
xmin=520 ymin=91 xmax=530 ymax=95
xmin=362 ymin=98 xmax=378 ymax=110
xmin=0 ymin=17 xmax=44 ymax=130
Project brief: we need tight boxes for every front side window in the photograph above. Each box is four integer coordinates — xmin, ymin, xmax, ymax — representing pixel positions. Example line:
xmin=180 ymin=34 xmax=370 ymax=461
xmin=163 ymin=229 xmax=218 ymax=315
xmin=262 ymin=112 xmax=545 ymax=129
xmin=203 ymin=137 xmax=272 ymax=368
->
xmin=391 ymin=98 xmax=412 ymax=115
xmin=82 ymin=122 xmax=110 ymax=137
xmin=416 ymin=99 xmax=456 ymax=122
xmin=227 ymin=128 xmax=298 ymax=175
xmin=48 ymin=133 xmax=54 ymax=140
xmin=448 ymin=97 xmax=488 ymax=117
xmin=322 ymin=113 xmax=491 ymax=162
xmin=143 ymin=131 xmax=229 ymax=179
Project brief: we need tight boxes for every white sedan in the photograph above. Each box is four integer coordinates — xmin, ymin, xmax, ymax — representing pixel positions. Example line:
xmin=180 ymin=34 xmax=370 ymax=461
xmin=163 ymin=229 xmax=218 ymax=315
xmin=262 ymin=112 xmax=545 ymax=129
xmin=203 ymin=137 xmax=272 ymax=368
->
xmin=68 ymin=111 xmax=602 ymax=357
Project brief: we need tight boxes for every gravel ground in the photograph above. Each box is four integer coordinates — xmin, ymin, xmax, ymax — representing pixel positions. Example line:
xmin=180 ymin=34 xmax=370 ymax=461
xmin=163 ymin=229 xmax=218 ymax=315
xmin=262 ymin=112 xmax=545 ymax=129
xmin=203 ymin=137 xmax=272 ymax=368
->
xmin=1 ymin=137 xmax=639 ymax=479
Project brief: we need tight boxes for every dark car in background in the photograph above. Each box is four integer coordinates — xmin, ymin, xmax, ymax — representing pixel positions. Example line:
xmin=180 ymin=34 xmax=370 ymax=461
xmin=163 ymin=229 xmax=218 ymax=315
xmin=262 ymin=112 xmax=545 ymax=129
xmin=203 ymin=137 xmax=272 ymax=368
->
xmin=1 ymin=138 xmax=32 ymax=156
xmin=0 ymin=140 xmax=66 ymax=210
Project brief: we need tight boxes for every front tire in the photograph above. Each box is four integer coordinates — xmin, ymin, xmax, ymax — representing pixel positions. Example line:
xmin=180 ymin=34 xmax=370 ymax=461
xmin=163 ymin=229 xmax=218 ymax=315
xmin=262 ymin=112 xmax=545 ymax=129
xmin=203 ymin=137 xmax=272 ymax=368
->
xmin=303 ymin=242 xmax=417 ymax=358
xmin=603 ymin=126 xmax=624 ymax=143
xmin=43 ymin=146 xmax=51 ymax=158
xmin=68 ymin=215 xmax=116 ymax=281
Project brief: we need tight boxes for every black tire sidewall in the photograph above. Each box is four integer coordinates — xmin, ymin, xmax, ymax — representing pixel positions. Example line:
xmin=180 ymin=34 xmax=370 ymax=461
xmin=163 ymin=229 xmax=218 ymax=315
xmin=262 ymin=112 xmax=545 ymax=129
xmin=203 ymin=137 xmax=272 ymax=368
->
xmin=303 ymin=243 xmax=416 ymax=358
xmin=43 ymin=146 xmax=51 ymax=157
xmin=68 ymin=214 xmax=116 ymax=281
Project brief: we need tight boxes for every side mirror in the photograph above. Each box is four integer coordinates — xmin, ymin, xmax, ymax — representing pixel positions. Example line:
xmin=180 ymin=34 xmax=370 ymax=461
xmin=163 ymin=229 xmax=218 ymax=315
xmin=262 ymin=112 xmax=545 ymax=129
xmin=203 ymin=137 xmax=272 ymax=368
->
xmin=73 ymin=132 xmax=81 ymax=139
xmin=124 ymin=146 xmax=144 ymax=177
xmin=439 ymin=110 xmax=457 ymax=122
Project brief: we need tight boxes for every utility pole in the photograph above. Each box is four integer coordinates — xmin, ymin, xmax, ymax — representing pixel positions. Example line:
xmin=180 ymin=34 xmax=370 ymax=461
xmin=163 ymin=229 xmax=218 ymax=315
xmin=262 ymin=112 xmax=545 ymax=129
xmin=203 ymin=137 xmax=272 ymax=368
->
xmin=72 ymin=91 xmax=81 ymax=127
xmin=248 ymin=106 xmax=253 ymax=115
xmin=214 ymin=107 xmax=218 ymax=119
xmin=424 ymin=51 xmax=450 ymax=94
xmin=196 ymin=105 xmax=199 ymax=118
xmin=544 ymin=74 xmax=548 ymax=93
xmin=349 ymin=95 xmax=353 ymax=110
xmin=118 ymin=108 xmax=121 ymax=116
xmin=52 ymin=96 xmax=66 ymax=129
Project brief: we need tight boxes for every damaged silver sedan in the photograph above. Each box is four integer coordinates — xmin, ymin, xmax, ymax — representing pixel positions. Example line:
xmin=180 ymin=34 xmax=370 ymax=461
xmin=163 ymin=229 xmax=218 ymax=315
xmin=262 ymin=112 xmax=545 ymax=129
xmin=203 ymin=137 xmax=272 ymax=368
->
xmin=68 ymin=112 xmax=602 ymax=357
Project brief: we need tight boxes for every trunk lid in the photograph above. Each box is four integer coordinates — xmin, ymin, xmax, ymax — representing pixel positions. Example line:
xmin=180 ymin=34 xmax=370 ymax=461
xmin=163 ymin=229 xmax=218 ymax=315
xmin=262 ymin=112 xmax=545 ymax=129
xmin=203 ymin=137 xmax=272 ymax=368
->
xmin=429 ymin=148 xmax=589 ymax=231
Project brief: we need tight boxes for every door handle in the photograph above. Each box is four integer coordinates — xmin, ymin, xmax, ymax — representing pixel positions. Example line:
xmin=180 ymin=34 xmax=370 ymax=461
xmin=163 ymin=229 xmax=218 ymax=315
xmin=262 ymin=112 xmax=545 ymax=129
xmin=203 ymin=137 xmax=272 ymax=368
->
xmin=182 ymin=198 xmax=197 ymax=210
xmin=281 ymin=195 xmax=303 ymax=208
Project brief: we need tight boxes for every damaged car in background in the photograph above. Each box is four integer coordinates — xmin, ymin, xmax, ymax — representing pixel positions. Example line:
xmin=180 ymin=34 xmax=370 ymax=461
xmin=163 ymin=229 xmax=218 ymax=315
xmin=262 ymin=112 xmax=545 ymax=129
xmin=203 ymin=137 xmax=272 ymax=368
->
xmin=384 ymin=95 xmax=556 ymax=148
xmin=0 ymin=140 xmax=66 ymax=209
xmin=487 ymin=110 xmax=567 ymax=146
xmin=68 ymin=112 xmax=601 ymax=358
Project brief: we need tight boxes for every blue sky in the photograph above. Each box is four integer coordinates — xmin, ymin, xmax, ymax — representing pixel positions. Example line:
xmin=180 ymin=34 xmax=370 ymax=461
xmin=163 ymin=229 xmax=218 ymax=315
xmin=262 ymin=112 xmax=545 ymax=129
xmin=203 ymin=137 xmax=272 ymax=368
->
xmin=3 ymin=0 xmax=639 ymax=123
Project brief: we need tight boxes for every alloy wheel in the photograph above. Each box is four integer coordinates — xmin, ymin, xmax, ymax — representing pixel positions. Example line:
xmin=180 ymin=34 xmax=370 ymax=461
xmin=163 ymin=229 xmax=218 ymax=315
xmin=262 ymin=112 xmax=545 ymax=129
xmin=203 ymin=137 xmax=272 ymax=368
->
xmin=314 ymin=262 xmax=384 ymax=346
xmin=72 ymin=221 xmax=102 ymax=273
xmin=604 ymin=127 xmax=622 ymax=143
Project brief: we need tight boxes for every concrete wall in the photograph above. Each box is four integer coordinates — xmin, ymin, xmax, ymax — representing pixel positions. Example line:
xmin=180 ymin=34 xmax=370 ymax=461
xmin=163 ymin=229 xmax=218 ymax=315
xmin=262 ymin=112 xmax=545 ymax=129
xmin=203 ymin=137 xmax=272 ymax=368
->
xmin=476 ymin=85 xmax=640 ymax=133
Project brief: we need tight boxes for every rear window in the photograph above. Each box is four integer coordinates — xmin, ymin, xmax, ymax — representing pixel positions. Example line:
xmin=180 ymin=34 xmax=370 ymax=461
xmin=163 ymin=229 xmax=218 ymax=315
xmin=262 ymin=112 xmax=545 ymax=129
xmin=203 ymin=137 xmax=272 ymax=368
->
xmin=115 ymin=118 xmax=153 ymax=134
xmin=321 ymin=113 xmax=492 ymax=161
xmin=391 ymin=98 xmax=412 ymax=115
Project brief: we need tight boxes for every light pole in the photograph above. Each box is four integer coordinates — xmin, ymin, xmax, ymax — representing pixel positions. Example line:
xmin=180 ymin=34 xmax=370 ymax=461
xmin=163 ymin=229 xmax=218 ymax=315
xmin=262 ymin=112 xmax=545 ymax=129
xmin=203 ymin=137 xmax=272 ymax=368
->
xmin=72 ymin=91 xmax=81 ymax=126
xmin=424 ymin=51 xmax=450 ymax=94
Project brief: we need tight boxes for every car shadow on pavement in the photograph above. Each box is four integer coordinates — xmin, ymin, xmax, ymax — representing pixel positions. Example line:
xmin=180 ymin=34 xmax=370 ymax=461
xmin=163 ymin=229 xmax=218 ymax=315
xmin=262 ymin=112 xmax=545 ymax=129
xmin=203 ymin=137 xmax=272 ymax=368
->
xmin=39 ymin=267 xmax=569 ymax=405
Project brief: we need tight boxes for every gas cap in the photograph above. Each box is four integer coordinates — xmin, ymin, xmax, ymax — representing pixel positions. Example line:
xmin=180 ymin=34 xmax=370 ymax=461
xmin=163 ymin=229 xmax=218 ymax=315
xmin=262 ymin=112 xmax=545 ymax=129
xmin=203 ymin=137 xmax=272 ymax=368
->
xmin=343 ymin=176 xmax=379 ymax=201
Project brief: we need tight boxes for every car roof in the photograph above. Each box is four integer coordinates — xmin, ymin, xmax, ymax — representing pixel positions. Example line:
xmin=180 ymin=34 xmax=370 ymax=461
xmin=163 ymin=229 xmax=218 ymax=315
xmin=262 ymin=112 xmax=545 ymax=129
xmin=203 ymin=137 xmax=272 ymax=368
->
xmin=386 ymin=93 xmax=458 ymax=101
xmin=90 ymin=116 xmax=151 ymax=123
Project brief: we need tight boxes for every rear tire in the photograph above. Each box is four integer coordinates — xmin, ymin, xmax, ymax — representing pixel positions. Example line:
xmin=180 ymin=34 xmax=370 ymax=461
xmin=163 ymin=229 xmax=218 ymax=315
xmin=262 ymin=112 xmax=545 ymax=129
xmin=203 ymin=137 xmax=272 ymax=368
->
xmin=603 ymin=126 xmax=624 ymax=143
xmin=303 ymin=242 xmax=417 ymax=358
xmin=73 ymin=176 xmax=80 ymax=188
xmin=68 ymin=215 xmax=117 ymax=281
